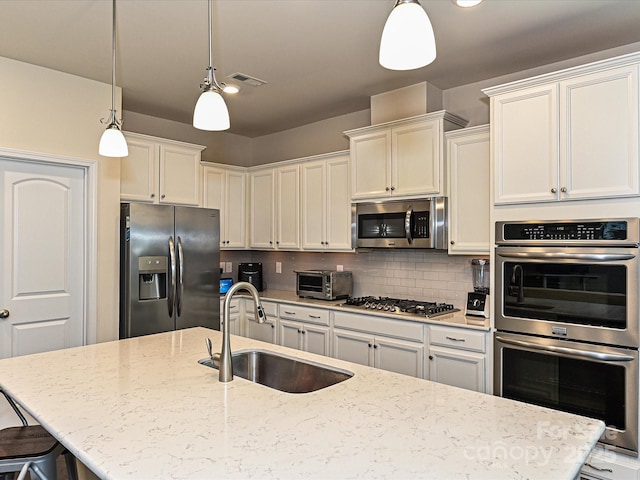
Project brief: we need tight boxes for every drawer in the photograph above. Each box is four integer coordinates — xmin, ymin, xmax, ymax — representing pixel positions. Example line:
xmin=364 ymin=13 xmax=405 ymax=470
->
xmin=580 ymin=448 xmax=640 ymax=480
xmin=245 ymin=300 xmax=278 ymax=318
xmin=429 ymin=326 xmax=486 ymax=353
xmin=333 ymin=311 xmax=423 ymax=342
xmin=279 ymin=304 xmax=330 ymax=326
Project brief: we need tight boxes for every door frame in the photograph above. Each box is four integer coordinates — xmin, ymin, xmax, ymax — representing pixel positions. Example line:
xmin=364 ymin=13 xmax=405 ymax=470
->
xmin=0 ymin=147 xmax=97 ymax=345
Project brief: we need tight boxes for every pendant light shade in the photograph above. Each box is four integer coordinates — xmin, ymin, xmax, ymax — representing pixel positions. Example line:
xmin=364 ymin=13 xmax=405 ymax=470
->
xmin=99 ymin=0 xmax=128 ymax=157
xmin=193 ymin=0 xmax=230 ymax=131
xmin=379 ymin=0 xmax=436 ymax=71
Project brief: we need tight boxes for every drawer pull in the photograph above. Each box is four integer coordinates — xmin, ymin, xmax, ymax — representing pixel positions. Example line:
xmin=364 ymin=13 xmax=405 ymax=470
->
xmin=584 ymin=462 xmax=613 ymax=473
xmin=284 ymin=311 xmax=296 ymax=315
xmin=309 ymin=315 xmax=321 ymax=319
xmin=446 ymin=336 xmax=466 ymax=342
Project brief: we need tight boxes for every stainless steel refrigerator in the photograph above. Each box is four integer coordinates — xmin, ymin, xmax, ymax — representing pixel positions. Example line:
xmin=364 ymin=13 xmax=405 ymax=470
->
xmin=119 ymin=202 xmax=220 ymax=338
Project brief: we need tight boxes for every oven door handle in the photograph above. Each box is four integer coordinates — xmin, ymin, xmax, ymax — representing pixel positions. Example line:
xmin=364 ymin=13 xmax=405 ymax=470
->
xmin=496 ymin=335 xmax=635 ymax=362
xmin=497 ymin=252 xmax=636 ymax=262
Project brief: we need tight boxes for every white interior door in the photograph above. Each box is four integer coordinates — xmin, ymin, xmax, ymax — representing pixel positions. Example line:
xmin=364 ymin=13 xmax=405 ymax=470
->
xmin=0 ymin=158 xmax=85 ymax=358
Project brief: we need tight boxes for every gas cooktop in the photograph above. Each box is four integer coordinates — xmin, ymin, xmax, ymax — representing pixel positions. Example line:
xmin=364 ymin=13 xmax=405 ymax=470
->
xmin=341 ymin=296 xmax=459 ymax=319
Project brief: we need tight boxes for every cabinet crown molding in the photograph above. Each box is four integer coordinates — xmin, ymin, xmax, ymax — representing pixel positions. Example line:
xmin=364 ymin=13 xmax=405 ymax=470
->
xmin=343 ymin=111 xmax=468 ymax=137
xmin=482 ymin=50 xmax=640 ymax=97
xmin=123 ymin=131 xmax=205 ymax=152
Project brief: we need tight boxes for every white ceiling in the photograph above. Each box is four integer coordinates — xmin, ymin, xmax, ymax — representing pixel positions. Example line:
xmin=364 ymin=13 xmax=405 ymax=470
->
xmin=1 ymin=0 xmax=640 ymax=138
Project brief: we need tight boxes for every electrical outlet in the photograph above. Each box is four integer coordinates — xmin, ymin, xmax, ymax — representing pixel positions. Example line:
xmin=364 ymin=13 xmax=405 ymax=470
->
xmin=225 ymin=262 xmax=232 ymax=273
xmin=275 ymin=262 xmax=282 ymax=274
xmin=220 ymin=262 xmax=225 ymax=273
xmin=337 ymin=264 xmax=344 ymax=272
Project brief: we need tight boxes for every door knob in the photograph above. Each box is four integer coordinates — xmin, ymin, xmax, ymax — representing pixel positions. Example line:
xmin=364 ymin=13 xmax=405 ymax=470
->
xmin=0 ymin=309 xmax=9 ymax=319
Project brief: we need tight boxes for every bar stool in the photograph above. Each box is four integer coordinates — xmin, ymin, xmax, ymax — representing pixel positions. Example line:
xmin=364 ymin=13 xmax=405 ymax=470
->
xmin=0 ymin=389 xmax=77 ymax=480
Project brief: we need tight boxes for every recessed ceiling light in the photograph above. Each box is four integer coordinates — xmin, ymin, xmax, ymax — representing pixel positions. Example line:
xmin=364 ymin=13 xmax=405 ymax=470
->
xmin=223 ymin=84 xmax=240 ymax=94
xmin=453 ymin=0 xmax=483 ymax=7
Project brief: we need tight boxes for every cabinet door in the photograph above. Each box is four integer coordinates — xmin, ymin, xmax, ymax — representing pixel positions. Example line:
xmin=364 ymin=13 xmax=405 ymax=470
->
xmin=301 ymin=160 xmax=326 ymax=250
xmin=275 ymin=164 xmax=300 ymax=249
xmin=560 ymin=65 xmax=639 ymax=200
xmin=121 ymin=137 xmax=157 ymax=202
xmin=249 ymin=169 xmax=275 ymax=249
xmin=279 ymin=319 xmax=302 ymax=350
xmin=375 ymin=336 xmax=424 ymax=378
xmin=225 ymin=170 xmax=246 ymax=248
xmin=246 ymin=320 xmax=277 ymax=344
xmin=332 ymin=329 xmax=372 ymax=367
xmin=493 ymin=84 xmax=559 ymax=204
xmin=158 ymin=144 xmax=201 ymax=205
xmin=350 ymin=130 xmax=391 ymax=200
xmin=428 ymin=346 xmax=485 ymax=392
xmin=325 ymin=155 xmax=352 ymax=250
xmin=302 ymin=324 xmax=331 ymax=357
xmin=392 ymin=120 xmax=440 ymax=196
xmin=447 ymin=127 xmax=491 ymax=255
xmin=202 ymin=166 xmax=226 ymax=248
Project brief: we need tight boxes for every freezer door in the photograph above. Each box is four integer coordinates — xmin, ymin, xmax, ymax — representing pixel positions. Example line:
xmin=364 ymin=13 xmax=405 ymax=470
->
xmin=175 ymin=206 xmax=220 ymax=330
xmin=120 ymin=203 xmax=176 ymax=338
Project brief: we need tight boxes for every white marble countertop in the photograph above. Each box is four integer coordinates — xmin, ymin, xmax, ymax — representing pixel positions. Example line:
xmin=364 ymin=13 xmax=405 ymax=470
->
xmin=243 ymin=289 xmax=491 ymax=330
xmin=0 ymin=327 xmax=603 ymax=479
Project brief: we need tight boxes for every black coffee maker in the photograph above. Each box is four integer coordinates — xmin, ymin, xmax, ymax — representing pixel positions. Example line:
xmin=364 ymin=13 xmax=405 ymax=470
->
xmin=238 ymin=263 xmax=263 ymax=291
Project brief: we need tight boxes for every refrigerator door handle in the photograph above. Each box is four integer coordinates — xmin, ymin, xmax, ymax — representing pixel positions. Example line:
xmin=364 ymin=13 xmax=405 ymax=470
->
xmin=176 ymin=236 xmax=184 ymax=317
xmin=168 ymin=236 xmax=176 ymax=318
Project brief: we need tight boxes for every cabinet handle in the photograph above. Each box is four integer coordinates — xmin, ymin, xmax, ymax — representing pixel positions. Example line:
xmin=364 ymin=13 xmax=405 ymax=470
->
xmin=368 ymin=343 xmax=373 ymax=348
xmin=150 ymin=193 xmax=155 ymax=198
xmin=450 ymin=240 xmax=455 ymax=245
xmin=269 ymin=241 xmax=273 ymax=245
xmin=385 ymin=187 xmax=390 ymax=192
xmin=429 ymin=355 xmax=433 ymax=360
xmin=301 ymin=330 xmax=306 ymax=335
xmin=551 ymin=187 xmax=557 ymax=194
xmin=309 ymin=315 xmax=321 ymax=319
xmin=284 ymin=310 xmax=296 ymax=315
xmin=561 ymin=186 xmax=567 ymax=193
xmin=161 ymin=194 xmax=166 ymax=199
xmin=229 ymin=305 xmax=237 ymax=310
xmin=271 ymin=324 xmax=275 ymax=329
xmin=276 ymin=240 xmax=280 ymax=245
xmin=584 ymin=463 xmax=613 ymax=473
xmin=373 ymin=344 xmax=378 ymax=349
xmin=390 ymin=186 xmax=395 ymax=191
xmin=446 ymin=336 xmax=466 ymax=342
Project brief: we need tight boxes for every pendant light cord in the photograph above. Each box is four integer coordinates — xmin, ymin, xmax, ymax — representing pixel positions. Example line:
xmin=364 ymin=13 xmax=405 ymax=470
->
xmin=208 ymin=0 xmax=213 ymax=71
xmin=111 ymin=0 xmax=116 ymax=116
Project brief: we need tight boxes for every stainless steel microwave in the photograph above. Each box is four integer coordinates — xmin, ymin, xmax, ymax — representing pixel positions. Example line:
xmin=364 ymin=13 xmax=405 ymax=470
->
xmin=295 ymin=270 xmax=353 ymax=300
xmin=353 ymin=197 xmax=447 ymax=249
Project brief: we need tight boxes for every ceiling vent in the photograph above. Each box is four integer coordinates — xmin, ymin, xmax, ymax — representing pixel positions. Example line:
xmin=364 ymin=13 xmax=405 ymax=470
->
xmin=227 ymin=72 xmax=267 ymax=87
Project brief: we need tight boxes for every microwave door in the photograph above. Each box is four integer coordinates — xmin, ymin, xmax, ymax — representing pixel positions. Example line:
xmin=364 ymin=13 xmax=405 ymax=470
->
xmin=405 ymin=207 xmax=413 ymax=245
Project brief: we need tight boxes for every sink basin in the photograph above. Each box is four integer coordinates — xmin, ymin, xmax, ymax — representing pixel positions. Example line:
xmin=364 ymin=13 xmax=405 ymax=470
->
xmin=198 ymin=349 xmax=353 ymax=393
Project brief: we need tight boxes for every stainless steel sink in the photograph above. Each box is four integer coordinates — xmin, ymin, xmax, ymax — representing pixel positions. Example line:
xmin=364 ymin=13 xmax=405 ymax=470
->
xmin=198 ymin=349 xmax=353 ymax=393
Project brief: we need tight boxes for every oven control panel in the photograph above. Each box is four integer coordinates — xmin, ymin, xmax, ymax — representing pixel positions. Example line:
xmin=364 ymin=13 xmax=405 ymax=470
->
xmin=497 ymin=219 xmax=636 ymax=243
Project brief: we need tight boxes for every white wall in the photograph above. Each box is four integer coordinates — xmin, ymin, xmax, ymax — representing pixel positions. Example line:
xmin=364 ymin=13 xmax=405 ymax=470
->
xmin=0 ymin=56 xmax=120 ymax=344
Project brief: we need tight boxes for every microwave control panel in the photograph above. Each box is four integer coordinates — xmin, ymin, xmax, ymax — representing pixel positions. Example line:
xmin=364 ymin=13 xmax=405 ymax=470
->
xmin=500 ymin=220 xmax=630 ymax=242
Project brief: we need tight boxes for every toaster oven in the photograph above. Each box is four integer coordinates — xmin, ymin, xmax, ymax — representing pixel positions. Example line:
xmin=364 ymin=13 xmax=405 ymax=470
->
xmin=295 ymin=270 xmax=353 ymax=300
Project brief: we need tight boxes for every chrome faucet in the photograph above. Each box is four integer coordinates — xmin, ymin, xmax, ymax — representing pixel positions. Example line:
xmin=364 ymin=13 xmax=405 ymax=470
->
xmin=510 ymin=264 xmax=525 ymax=303
xmin=219 ymin=281 xmax=266 ymax=382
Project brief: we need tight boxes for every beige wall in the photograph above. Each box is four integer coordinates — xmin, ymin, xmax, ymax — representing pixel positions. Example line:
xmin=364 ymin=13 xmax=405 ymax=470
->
xmin=0 ymin=56 xmax=120 ymax=344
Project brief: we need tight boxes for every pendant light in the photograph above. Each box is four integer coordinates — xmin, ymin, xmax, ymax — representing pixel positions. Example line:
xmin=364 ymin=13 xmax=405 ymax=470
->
xmin=99 ymin=0 xmax=128 ymax=157
xmin=379 ymin=0 xmax=436 ymax=71
xmin=193 ymin=0 xmax=230 ymax=131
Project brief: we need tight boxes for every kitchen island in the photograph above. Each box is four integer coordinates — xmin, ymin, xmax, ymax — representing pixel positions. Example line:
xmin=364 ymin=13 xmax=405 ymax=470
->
xmin=0 ymin=327 xmax=603 ymax=479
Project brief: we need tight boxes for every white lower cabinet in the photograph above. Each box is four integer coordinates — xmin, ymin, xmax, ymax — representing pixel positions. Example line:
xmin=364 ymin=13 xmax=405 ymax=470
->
xmin=244 ymin=300 xmax=278 ymax=344
xmin=580 ymin=448 xmax=640 ymax=480
xmin=427 ymin=325 xmax=488 ymax=393
xmin=332 ymin=311 xmax=424 ymax=378
xmin=220 ymin=298 xmax=241 ymax=336
xmin=278 ymin=305 xmax=331 ymax=356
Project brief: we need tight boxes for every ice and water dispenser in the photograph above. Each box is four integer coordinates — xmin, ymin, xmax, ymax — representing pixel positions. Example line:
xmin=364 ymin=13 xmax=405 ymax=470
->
xmin=138 ymin=256 xmax=167 ymax=300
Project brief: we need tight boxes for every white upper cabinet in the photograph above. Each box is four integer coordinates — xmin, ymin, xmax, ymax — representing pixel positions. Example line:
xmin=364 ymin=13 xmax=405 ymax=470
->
xmin=446 ymin=125 xmax=491 ymax=255
xmin=121 ymin=132 xmax=204 ymax=206
xmin=301 ymin=151 xmax=352 ymax=251
xmin=345 ymin=112 xmax=467 ymax=202
xmin=202 ymin=164 xmax=246 ymax=249
xmin=249 ymin=164 xmax=300 ymax=250
xmin=485 ymin=56 xmax=640 ymax=205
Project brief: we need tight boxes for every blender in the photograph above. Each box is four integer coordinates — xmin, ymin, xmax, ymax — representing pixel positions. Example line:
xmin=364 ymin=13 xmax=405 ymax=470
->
xmin=465 ymin=259 xmax=490 ymax=317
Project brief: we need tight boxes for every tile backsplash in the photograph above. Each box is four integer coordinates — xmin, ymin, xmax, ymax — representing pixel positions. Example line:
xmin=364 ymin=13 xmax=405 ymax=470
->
xmin=221 ymin=250 xmax=488 ymax=309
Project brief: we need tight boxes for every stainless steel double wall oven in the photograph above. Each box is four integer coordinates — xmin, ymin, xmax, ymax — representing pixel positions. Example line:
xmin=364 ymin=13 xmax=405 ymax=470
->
xmin=494 ymin=219 xmax=640 ymax=455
